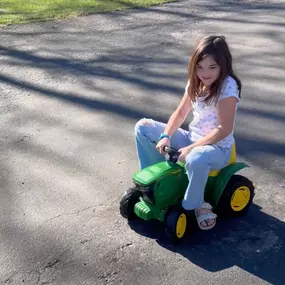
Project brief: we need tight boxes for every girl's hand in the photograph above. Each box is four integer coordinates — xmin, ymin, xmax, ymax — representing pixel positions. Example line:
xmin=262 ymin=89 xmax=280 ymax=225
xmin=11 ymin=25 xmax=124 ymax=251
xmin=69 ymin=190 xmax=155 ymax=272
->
xmin=178 ymin=145 xmax=194 ymax=162
xmin=156 ymin=138 xmax=170 ymax=154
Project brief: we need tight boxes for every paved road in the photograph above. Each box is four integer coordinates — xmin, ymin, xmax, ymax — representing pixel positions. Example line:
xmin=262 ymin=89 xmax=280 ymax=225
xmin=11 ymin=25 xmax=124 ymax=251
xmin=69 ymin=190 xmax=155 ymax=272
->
xmin=1 ymin=0 xmax=285 ymax=284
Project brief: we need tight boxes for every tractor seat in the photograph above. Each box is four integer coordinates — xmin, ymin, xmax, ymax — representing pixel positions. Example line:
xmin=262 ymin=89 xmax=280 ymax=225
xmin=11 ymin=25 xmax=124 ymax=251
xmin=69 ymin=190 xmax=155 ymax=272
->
xmin=209 ymin=144 xmax=236 ymax=177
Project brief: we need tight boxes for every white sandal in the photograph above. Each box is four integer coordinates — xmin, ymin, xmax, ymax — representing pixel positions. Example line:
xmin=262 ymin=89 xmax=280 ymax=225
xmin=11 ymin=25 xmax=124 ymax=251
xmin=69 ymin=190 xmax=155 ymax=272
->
xmin=194 ymin=202 xmax=217 ymax=230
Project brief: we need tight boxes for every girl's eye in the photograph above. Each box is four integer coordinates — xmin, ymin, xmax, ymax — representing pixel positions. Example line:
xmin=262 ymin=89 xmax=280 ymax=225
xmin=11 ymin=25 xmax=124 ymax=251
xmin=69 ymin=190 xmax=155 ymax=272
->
xmin=196 ymin=66 xmax=202 ymax=69
xmin=210 ymin=66 xmax=218 ymax=69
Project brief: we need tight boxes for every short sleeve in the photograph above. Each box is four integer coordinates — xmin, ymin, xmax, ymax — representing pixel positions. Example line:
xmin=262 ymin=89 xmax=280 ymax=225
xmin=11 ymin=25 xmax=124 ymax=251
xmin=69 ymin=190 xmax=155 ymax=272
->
xmin=185 ymin=80 xmax=190 ymax=94
xmin=218 ymin=77 xmax=240 ymax=102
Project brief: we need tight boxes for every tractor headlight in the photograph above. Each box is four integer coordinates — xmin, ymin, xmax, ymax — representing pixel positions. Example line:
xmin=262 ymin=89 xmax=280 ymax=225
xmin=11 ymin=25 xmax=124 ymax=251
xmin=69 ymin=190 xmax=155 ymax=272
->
xmin=133 ymin=182 xmax=155 ymax=204
xmin=133 ymin=182 xmax=151 ymax=193
xmin=139 ymin=186 xmax=151 ymax=193
xmin=140 ymin=185 xmax=155 ymax=204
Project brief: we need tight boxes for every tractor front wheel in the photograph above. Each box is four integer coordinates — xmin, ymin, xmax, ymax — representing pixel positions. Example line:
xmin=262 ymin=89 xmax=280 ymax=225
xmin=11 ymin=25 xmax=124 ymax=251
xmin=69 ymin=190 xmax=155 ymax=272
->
xmin=216 ymin=175 xmax=254 ymax=218
xmin=119 ymin=187 xmax=141 ymax=220
xmin=165 ymin=209 xmax=187 ymax=243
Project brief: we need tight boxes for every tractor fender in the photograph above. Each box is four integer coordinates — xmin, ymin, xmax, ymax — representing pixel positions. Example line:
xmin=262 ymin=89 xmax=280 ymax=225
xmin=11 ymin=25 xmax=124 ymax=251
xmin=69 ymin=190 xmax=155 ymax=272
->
xmin=212 ymin=162 xmax=249 ymax=208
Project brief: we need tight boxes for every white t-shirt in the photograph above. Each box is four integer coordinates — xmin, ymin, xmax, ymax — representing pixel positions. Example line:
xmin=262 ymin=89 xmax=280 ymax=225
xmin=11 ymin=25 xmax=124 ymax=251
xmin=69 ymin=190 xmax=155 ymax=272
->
xmin=185 ymin=76 xmax=240 ymax=148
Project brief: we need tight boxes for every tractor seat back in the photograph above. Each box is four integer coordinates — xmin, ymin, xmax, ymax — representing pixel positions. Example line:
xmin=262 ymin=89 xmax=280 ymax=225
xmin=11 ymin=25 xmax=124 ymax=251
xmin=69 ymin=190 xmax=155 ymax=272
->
xmin=209 ymin=144 xmax=236 ymax=177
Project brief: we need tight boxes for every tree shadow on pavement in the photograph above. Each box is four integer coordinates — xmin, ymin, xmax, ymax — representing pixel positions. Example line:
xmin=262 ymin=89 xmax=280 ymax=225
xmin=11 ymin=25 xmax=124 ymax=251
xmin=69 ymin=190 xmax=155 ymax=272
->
xmin=129 ymin=203 xmax=285 ymax=285
xmin=1 ymin=1 xmax=285 ymax=283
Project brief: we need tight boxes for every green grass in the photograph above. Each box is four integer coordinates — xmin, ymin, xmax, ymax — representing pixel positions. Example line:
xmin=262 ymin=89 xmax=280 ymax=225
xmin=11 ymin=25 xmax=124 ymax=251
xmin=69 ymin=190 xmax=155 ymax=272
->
xmin=0 ymin=0 xmax=175 ymax=25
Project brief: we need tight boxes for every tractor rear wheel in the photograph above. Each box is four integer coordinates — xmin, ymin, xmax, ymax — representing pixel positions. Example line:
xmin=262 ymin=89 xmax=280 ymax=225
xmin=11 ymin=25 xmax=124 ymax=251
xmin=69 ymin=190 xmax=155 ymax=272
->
xmin=216 ymin=175 xmax=254 ymax=218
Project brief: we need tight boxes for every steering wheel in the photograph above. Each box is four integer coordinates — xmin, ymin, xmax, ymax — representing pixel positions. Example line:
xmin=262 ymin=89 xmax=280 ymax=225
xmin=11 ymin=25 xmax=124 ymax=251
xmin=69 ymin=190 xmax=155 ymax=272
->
xmin=163 ymin=146 xmax=181 ymax=163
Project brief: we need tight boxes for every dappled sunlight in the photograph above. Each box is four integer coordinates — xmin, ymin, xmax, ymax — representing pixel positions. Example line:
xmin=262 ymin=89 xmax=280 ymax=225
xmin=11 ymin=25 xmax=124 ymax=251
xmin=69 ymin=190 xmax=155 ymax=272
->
xmin=1 ymin=0 xmax=285 ymax=284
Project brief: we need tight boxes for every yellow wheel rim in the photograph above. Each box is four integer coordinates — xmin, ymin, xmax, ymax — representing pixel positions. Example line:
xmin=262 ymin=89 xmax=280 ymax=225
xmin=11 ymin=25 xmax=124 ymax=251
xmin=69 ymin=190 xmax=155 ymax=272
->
xmin=176 ymin=213 xmax=187 ymax=238
xmin=231 ymin=186 xmax=251 ymax=211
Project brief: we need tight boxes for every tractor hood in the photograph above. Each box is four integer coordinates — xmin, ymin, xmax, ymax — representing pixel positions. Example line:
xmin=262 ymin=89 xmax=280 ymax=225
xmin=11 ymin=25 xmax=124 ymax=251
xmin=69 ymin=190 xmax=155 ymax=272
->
xmin=133 ymin=161 xmax=183 ymax=186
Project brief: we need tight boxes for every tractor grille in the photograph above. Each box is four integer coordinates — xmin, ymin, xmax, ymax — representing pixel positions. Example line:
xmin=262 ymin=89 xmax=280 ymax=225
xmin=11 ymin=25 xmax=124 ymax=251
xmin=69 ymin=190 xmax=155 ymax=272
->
xmin=134 ymin=201 xmax=154 ymax=220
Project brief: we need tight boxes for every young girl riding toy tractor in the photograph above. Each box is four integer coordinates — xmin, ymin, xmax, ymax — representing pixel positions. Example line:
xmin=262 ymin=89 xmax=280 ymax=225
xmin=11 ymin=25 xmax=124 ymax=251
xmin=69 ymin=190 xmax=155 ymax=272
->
xmin=120 ymin=35 xmax=254 ymax=241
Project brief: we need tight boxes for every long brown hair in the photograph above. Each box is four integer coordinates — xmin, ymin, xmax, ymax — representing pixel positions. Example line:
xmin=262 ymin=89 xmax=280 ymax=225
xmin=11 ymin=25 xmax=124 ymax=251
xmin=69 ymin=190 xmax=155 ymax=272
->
xmin=187 ymin=35 xmax=241 ymax=104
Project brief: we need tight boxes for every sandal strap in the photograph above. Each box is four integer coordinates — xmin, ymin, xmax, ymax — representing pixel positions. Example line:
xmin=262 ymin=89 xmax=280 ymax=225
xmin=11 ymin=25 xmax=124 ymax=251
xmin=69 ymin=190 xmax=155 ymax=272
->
xmin=198 ymin=202 xmax=213 ymax=210
xmin=196 ymin=212 xmax=217 ymax=224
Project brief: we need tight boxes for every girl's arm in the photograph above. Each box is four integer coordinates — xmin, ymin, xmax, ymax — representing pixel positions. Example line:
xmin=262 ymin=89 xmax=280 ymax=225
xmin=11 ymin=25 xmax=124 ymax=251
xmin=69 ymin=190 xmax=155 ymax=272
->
xmin=190 ymin=97 xmax=237 ymax=147
xmin=163 ymin=91 xmax=192 ymax=136
xmin=190 ymin=97 xmax=237 ymax=146
xmin=156 ymin=90 xmax=192 ymax=154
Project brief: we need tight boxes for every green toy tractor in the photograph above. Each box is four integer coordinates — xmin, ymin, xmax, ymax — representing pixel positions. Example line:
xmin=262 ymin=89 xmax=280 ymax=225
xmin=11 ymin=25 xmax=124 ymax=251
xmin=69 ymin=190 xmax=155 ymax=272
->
xmin=120 ymin=144 xmax=254 ymax=242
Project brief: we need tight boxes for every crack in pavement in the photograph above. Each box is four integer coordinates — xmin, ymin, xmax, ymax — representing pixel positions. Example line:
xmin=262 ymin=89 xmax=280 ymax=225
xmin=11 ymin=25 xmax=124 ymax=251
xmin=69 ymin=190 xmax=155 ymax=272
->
xmin=36 ymin=203 xmax=105 ymax=230
xmin=3 ymin=254 xmax=65 ymax=285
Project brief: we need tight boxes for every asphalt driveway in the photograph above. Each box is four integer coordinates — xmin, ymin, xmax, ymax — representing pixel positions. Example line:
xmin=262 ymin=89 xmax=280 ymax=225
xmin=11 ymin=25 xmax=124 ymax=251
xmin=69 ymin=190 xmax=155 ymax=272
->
xmin=1 ymin=0 xmax=285 ymax=284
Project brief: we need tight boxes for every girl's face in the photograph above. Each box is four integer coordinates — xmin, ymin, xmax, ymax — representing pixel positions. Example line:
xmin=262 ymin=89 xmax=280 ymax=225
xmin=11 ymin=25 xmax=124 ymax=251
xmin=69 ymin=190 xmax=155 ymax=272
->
xmin=196 ymin=55 xmax=221 ymax=87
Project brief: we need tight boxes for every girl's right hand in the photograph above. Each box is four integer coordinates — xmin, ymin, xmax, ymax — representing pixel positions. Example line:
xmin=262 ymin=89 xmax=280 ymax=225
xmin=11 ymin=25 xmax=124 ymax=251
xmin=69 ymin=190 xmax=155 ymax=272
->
xmin=156 ymin=138 xmax=170 ymax=154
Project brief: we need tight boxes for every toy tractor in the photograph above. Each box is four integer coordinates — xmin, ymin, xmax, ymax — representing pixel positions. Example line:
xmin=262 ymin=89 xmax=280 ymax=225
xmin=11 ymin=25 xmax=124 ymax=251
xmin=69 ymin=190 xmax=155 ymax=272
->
xmin=120 ymin=144 xmax=254 ymax=242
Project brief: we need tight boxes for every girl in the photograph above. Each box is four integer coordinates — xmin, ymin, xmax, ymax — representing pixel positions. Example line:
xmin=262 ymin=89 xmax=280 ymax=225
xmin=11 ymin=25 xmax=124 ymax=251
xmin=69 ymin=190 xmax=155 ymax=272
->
xmin=135 ymin=35 xmax=241 ymax=230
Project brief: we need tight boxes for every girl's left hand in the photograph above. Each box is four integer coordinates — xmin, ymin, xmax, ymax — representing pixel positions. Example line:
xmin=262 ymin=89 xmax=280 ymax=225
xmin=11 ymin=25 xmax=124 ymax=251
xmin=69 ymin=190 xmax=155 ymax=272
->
xmin=178 ymin=145 xmax=194 ymax=162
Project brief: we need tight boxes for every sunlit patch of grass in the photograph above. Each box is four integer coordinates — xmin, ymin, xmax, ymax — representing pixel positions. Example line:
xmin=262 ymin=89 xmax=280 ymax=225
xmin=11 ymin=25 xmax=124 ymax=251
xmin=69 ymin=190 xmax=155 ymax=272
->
xmin=0 ymin=0 xmax=176 ymax=25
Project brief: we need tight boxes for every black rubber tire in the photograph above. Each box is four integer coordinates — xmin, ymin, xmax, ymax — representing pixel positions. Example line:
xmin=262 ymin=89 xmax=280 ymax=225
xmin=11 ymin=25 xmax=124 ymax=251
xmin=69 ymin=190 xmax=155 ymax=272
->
xmin=119 ymin=187 xmax=142 ymax=220
xmin=215 ymin=175 xmax=254 ymax=218
xmin=165 ymin=209 xmax=187 ymax=243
